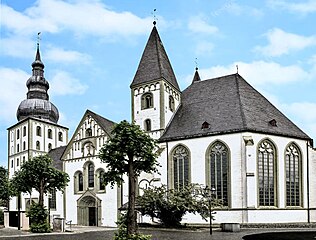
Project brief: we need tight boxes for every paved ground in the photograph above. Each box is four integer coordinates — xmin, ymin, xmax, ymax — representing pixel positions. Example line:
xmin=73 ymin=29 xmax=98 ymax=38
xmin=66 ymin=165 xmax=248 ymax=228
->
xmin=1 ymin=226 xmax=316 ymax=240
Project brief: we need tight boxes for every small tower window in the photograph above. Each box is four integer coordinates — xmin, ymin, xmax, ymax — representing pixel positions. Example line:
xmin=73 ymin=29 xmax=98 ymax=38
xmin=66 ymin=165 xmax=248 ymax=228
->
xmin=144 ymin=119 xmax=152 ymax=132
xmin=86 ymin=128 xmax=92 ymax=137
xmin=17 ymin=144 xmax=20 ymax=153
xmin=23 ymin=156 xmax=25 ymax=164
xmin=17 ymin=158 xmax=19 ymax=167
xmin=141 ymin=93 xmax=153 ymax=109
xmin=23 ymin=141 xmax=26 ymax=150
xmin=169 ymin=96 xmax=175 ymax=112
xmin=48 ymin=129 xmax=52 ymax=139
xmin=23 ymin=126 xmax=27 ymax=137
xmin=58 ymin=132 xmax=63 ymax=141
xmin=17 ymin=129 xmax=20 ymax=139
xmin=48 ymin=143 xmax=52 ymax=151
xmin=36 ymin=126 xmax=41 ymax=136
xmin=36 ymin=141 xmax=40 ymax=150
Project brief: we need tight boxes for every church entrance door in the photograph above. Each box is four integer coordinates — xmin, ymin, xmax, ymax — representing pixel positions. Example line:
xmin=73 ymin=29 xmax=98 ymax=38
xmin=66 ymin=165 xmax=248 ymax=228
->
xmin=88 ymin=207 xmax=96 ymax=226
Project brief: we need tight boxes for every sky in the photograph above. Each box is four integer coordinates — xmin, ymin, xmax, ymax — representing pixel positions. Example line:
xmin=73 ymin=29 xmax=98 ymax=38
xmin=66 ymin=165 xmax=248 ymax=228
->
xmin=1 ymin=0 xmax=316 ymax=168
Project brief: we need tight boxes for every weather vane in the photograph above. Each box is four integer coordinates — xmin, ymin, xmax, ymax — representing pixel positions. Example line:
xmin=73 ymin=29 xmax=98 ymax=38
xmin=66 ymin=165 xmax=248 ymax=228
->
xmin=37 ymin=32 xmax=41 ymax=46
xmin=195 ymin=58 xmax=199 ymax=71
xmin=152 ymin=9 xmax=158 ymax=25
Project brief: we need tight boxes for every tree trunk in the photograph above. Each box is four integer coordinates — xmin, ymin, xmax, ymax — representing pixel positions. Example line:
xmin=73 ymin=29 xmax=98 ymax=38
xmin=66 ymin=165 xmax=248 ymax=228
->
xmin=127 ymin=162 xmax=137 ymax=236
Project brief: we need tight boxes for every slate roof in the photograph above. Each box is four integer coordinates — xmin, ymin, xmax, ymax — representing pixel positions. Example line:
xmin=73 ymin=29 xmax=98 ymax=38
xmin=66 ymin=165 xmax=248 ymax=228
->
xmin=130 ymin=25 xmax=180 ymax=91
xmin=86 ymin=110 xmax=116 ymax=136
xmin=160 ymin=73 xmax=311 ymax=142
xmin=49 ymin=146 xmax=66 ymax=171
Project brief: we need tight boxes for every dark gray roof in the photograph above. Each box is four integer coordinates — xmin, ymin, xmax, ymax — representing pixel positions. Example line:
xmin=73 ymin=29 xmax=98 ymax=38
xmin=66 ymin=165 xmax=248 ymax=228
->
xmin=130 ymin=26 xmax=180 ymax=91
xmin=160 ymin=74 xmax=311 ymax=142
xmin=49 ymin=146 xmax=66 ymax=171
xmin=85 ymin=110 xmax=116 ymax=136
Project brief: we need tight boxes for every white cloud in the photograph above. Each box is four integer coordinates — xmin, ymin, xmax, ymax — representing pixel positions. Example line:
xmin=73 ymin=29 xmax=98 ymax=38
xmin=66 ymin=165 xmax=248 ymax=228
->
xmin=50 ymin=71 xmax=88 ymax=95
xmin=254 ymin=28 xmax=316 ymax=57
xmin=195 ymin=41 xmax=214 ymax=56
xmin=211 ymin=1 xmax=264 ymax=18
xmin=1 ymin=0 xmax=153 ymax=38
xmin=45 ymin=47 xmax=91 ymax=64
xmin=183 ymin=60 xmax=310 ymax=86
xmin=268 ymin=0 xmax=316 ymax=14
xmin=0 ymin=68 xmax=28 ymax=123
xmin=188 ymin=16 xmax=218 ymax=35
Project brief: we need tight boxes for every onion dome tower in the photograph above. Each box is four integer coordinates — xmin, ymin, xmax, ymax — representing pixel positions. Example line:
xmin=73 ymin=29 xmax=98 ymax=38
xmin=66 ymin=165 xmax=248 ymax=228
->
xmin=17 ymin=43 xmax=59 ymax=123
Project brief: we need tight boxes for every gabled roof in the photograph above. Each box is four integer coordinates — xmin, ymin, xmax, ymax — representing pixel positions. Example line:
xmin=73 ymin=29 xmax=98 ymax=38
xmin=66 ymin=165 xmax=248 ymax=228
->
xmin=130 ymin=25 xmax=180 ymax=91
xmin=61 ymin=110 xmax=116 ymax=160
xmin=160 ymin=74 xmax=311 ymax=142
xmin=49 ymin=146 xmax=66 ymax=171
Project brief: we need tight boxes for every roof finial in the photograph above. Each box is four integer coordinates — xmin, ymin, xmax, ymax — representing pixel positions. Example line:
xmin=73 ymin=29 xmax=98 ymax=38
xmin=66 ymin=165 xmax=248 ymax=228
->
xmin=152 ymin=9 xmax=157 ymax=25
xmin=195 ymin=57 xmax=198 ymax=71
xmin=236 ymin=64 xmax=239 ymax=74
xmin=37 ymin=32 xmax=41 ymax=47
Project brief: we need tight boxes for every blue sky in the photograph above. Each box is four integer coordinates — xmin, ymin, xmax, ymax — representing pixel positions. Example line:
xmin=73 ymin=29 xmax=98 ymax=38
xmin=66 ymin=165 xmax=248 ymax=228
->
xmin=1 ymin=0 xmax=316 ymax=167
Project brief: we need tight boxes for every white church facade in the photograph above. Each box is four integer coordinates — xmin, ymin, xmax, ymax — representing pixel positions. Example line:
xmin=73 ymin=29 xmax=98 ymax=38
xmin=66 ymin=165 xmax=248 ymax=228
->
xmin=6 ymin=23 xmax=316 ymax=228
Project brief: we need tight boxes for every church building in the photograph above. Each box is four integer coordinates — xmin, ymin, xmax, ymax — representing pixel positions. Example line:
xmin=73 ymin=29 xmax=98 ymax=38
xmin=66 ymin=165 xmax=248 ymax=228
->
xmin=6 ymin=23 xmax=316 ymax=228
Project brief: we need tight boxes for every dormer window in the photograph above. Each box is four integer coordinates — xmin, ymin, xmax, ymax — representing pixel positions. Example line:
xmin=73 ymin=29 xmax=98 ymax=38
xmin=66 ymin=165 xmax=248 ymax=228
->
xmin=269 ymin=119 xmax=277 ymax=127
xmin=201 ymin=121 xmax=210 ymax=129
xmin=141 ymin=93 xmax=153 ymax=109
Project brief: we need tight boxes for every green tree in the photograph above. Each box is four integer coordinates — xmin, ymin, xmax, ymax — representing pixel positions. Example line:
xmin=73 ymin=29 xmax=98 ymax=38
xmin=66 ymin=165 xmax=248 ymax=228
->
xmin=99 ymin=120 xmax=159 ymax=236
xmin=0 ymin=166 xmax=11 ymax=208
xmin=10 ymin=154 xmax=69 ymax=232
xmin=137 ymin=184 xmax=222 ymax=227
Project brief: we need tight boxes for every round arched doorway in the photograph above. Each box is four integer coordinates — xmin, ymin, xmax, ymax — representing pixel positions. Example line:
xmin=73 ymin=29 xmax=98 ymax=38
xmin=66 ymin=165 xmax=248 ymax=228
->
xmin=77 ymin=195 xmax=101 ymax=226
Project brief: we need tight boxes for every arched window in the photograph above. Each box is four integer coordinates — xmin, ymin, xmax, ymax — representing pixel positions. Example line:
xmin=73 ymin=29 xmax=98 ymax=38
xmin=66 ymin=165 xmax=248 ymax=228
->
xmin=141 ymin=93 xmax=153 ymax=109
xmin=207 ymin=141 xmax=229 ymax=206
xmin=99 ymin=170 xmax=105 ymax=191
xmin=17 ymin=144 xmax=20 ymax=153
xmin=58 ymin=132 xmax=63 ymax=141
xmin=48 ymin=143 xmax=52 ymax=151
xmin=285 ymin=143 xmax=301 ymax=207
xmin=36 ymin=141 xmax=40 ymax=150
xmin=144 ymin=119 xmax=151 ymax=131
xmin=17 ymin=158 xmax=19 ymax=167
xmin=169 ymin=96 xmax=175 ymax=112
xmin=172 ymin=145 xmax=190 ymax=190
xmin=258 ymin=139 xmax=277 ymax=207
xmin=17 ymin=129 xmax=20 ymax=139
xmin=78 ymin=172 xmax=83 ymax=191
xmin=36 ymin=126 xmax=41 ymax=136
xmin=23 ymin=141 xmax=26 ymax=150
xmin=22 ymin=156 xmax=25 ymax=164
xmin=23 ymin=126 xmax=27 ymax=137
xmin=88 ymin=163 xmax=94 ymax=188
xmin=86 ymin=128 xmax=92 ymax=137
xmin=48 ymin=129 xmax=52 ymax=139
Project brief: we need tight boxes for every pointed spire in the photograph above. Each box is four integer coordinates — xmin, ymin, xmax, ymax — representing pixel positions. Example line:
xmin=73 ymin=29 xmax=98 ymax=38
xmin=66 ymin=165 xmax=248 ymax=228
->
xmin=130 ymin=24 xmax=180 ymax=91
xmin=192 ymin=67 xmax=201 ymax=84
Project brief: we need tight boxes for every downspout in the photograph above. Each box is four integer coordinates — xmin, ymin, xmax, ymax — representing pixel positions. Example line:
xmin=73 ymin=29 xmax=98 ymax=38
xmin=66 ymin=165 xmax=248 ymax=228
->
xmin=306 ymin=141 xmax=310 ymax=223
xmin=166 ymin=141 xmax=169 ymax=189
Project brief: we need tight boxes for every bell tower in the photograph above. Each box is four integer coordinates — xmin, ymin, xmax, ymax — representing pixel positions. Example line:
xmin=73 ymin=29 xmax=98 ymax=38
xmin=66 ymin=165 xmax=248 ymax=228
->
xmin=130 ymin=22 xmax=181 ymax=139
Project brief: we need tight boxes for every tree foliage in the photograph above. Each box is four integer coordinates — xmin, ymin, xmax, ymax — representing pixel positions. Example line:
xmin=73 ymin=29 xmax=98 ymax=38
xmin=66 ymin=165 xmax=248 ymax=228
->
xmin=99 ymin=120 xmax=159 ymax=236
xmin=137 ymin=184 xmax=222 ymax=228
xmin=10 ymin=154 xmax=69 ymax=206
xmin=0 ymin=166 xmax=11 ymax=207
xmin=26 ymin=202 xmax=50 ymax=233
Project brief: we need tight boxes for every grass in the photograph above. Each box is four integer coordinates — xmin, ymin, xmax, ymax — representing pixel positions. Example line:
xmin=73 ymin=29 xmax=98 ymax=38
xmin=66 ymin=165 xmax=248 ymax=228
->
xmin=243 ymin=231 xmax=316 ymax=240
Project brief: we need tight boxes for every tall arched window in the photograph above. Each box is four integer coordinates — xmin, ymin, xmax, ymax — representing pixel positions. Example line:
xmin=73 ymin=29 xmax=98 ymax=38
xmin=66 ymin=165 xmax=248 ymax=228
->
xmin=88 ymin=163 xmax=94 ymax=188
xmin=169 ymin=96 xmax=175 ymax=112
xmin=23 ymin=141 xmax=26 ymax=150
xmin=172 ymin=145 xmax=190 ymax=190
xmin=99 ymin=170 xmax=105 ymax=191
xmin=207 ymin=141 xmax=229 ymax=206
xmin=78 ymin=172 xmax=83 ymax=191
xmin=285 ymin=143 xmax=301 ymax=207
xmin=36 ymin=126 xmax=41 ymax=136
xmin=144 ymin=119 xmax=151 ymax=131
xmin=141 ymin=93 xmax=153 ymax=109
xmin=17 ymin=129 xmax=20 ymax=139
xmin=258 ymin=139 xmax=277 ymax=207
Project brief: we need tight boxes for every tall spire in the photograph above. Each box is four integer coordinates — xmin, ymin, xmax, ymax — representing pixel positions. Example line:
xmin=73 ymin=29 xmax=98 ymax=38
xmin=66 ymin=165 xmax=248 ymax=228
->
xmin=130 ymin=23 xmax=180 ymax=91
xmin=17 ymin=37 xmax=59 ymax=123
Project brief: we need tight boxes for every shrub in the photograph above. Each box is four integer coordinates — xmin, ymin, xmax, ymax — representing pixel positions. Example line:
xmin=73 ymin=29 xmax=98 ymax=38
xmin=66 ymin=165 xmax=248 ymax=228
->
xmin=26 ymin=203 xmax=50 ymax=233
xmin=0 ymin=209 xmax=4 ymax=225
